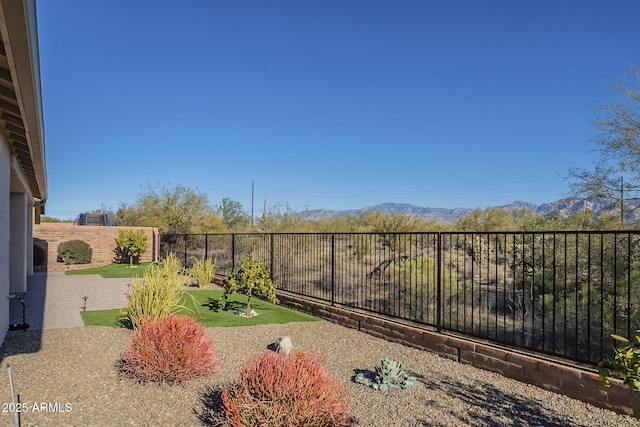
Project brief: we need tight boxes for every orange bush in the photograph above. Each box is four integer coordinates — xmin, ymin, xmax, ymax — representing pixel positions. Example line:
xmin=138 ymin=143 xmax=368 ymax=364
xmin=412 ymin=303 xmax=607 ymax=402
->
xmin=212 ymin=350 xmax=352 ymax=426
xmin=120 ymin=315 xmax=219 ymax=386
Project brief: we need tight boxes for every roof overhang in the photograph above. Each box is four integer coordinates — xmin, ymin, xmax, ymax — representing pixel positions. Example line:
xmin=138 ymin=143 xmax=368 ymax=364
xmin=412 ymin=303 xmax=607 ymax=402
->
xmin=0 ymin=0 xmax=46 ymax=202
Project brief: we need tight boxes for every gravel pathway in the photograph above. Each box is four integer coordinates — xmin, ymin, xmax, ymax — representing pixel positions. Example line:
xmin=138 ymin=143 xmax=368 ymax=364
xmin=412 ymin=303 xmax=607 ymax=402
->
xmin=1 ymin=321 xmax=638 ymax=427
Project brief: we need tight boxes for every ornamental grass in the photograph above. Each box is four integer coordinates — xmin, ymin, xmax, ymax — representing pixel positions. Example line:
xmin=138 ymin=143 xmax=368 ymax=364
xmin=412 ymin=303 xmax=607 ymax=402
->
xmin=120 ymin=252 xmax=193 ymax=330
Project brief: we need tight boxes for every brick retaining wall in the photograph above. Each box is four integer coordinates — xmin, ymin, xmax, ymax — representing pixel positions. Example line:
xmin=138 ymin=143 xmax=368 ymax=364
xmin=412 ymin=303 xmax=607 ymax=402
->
xmin=277 ymin=292 xmax=640 ymax=417
xmin=33 ymin=223 xmax=159 ymax=272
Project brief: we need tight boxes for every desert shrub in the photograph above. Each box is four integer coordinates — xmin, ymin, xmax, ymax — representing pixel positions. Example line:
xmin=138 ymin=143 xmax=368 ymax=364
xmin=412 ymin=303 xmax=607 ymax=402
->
xmin=599 ymin=330 xmax=640 ymax=418
xmin=120 ymin=253 xmax=193 ymax=329
xmin=57 ymin=239 xmax=92 ymax=264
xmin=599 ymin=330 xmax=640 ymax=391
xmin=33 ymin=244 xmax=46 ymax=266
xmin=189 ymin=256 xmax=216 ymax=288
xmin=120 ymin=315 xmax=219 ymax=386
xmin=211 ymin=350 xmax=352 ymax=426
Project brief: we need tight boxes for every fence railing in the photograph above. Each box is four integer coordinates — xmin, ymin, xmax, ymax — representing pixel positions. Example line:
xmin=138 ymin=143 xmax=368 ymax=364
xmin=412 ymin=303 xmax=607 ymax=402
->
xmin=160 ymin=231 xmax=640 ymax=366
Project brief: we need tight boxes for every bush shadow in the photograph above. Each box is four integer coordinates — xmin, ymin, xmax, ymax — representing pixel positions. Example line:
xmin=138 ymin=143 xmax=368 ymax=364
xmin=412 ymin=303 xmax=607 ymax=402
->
xmin=195 ymin=385 xmax=224 ymax=426
xmin=417 ymin=373 xmax=570 ymax=426
xmin=203 ymin=298 xmax=247 ymax=313
xmin=203 ymin=297 xmax=275 ymax=315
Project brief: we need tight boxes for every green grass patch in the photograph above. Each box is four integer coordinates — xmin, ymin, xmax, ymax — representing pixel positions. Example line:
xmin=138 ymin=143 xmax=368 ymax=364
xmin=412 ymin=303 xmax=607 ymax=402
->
xmin=80 ymin=290 xmax=319 ymax=327
xmin=66 ymin=262 xmax=154 ymax=278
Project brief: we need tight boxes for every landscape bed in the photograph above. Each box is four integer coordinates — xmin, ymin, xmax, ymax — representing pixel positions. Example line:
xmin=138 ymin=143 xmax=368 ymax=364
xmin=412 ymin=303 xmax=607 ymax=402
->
xmin=80 ymin=289 xmax=320 ymax=327
xmin=1 ymin=321 xmax=638 ymax=426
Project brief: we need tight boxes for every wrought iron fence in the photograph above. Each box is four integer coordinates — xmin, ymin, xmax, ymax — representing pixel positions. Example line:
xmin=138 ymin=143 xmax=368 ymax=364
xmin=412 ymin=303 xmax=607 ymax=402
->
xmin=160 ymin=231 xmax=640 ymax=366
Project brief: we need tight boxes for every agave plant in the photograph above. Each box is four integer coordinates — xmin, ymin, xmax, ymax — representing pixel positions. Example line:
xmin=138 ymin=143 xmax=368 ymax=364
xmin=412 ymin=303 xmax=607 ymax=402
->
xmin=355 ymin=357 xmax=416 ymax=391
xmin=375 ymin=358 xmax=405 ymax=386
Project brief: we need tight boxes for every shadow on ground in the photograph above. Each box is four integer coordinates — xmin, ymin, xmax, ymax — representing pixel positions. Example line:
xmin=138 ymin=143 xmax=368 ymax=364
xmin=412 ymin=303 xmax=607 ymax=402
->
xmin=2 ymin=272 xmax=46 ymax=364
xmin=196 ymin=386 xmax=223 ymax=426
xmin=409 ymin=370 xmax=570 ymax=427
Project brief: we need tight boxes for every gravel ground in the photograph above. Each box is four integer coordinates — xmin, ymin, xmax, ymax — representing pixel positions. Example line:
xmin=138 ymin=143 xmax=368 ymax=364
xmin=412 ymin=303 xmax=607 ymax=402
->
xmin=1 ymin=321 xmax=639 ymax=427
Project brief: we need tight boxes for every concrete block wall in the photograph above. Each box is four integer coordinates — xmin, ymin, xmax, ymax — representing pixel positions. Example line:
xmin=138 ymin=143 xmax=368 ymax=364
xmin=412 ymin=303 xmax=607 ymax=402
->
xmin=33 ymin=223 xmax=159 ymax=271
xmin=278 ymin=292 xmax=640 ymax=418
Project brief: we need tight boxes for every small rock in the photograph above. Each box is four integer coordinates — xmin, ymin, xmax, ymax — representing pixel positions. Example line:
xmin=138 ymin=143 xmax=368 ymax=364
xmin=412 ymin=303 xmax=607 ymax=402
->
xmin=239 ymin=309 xmax=258 ymax=317
xmin=274 ymin=336 xmax=293 ymax=355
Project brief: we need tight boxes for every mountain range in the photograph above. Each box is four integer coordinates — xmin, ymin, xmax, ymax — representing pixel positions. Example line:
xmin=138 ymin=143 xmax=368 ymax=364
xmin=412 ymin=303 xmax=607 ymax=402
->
xmin=305 ymin=198 xmax=638 ymax=223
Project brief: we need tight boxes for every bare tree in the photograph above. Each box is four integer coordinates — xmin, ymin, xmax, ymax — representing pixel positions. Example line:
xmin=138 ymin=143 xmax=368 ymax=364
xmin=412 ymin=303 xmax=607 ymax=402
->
xmin=570 ymin=66 xmax=640 ymax=223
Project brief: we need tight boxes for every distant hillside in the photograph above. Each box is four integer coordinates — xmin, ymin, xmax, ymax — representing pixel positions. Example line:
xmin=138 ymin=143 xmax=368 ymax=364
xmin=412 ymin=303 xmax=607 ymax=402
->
xmin=305 ymin=198 xmax=639 ymax=223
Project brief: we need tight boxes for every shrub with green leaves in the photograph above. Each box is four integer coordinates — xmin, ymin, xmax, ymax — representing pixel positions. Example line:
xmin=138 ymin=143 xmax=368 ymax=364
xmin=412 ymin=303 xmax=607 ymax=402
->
xmin=599 ymin=330 xmax=640 ymax=390
xmin=599 ymin=330 xmax=640 ymax=418
xmin=221 ymin=254 xmax=278 ymax=316
xmin=57 ymin=239 xmax=93 ymax=264
xmin=211 ymin=350 xmax=352 ymax=426
xmin=189 ymin=256 xmax=216 ymax=288
xmin=120 ymin=253 xmax=193 ymax=329
xmin=115 ymin=229 xmax=148 ymax=267
xmin=120 ymin=315 xmax=220 ymax=386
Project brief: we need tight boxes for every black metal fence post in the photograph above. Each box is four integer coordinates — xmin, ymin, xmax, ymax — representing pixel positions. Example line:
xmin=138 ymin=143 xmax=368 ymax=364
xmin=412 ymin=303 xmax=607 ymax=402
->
xmin=270 ymin=233 xmax=275 ymax=281
xmin=437 ymin=232 xmax=442 ymax=333
xmin=183 ymin=235 xmax=187 ymax=266
xmin=231 ymin=234 xmax=236 ymax=271
xmin=331 ymin=233 xmax=335 ymax=306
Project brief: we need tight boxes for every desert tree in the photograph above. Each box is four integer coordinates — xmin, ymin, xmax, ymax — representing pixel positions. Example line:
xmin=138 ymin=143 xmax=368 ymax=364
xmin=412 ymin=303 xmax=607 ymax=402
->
xmin=453 ymin=207 xmax=517 ymax=232
xmin=216 ymin=197 xmax=250 ymax=231
xmin=257 ymin=202 xmax=311 ymax=232
xmin=570 ymin=66 xmax=640 ymax=224
xmin=117 ymin=184 xmax=220 ymax=233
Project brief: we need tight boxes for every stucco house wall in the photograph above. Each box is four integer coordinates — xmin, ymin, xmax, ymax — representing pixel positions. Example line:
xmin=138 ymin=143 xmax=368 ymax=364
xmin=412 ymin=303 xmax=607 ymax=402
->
xmin=0 ymin=0 xmax=48 ymax=344
xmin=0 ymin=125 xmax=11 ymax=340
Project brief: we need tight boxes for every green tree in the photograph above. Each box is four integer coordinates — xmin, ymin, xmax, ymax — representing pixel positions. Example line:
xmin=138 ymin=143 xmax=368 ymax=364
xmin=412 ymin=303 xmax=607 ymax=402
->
xmin=115 ymin=229 xmax=148 ymax=267
xmin=343 ymin=210 xmax=438 ymax=233
xmin=220 ymin=254 xmax=279 ymax=317
xmin=454 ymin=207 xmax=517 ymax=231
xmin=191 ymin=214 xmax=229 ymax=233
xmin=117 ymin=184 xmax=219 ymax=233
xmin=40 ymin=216 xmax=70 ymax=223
xmin=216 ymin=197 xmax=250 ymax=231
xmin=257 ymin=202 xmax=310 ymax=232
xmin=570 ymin=66 xmax=640 ymax=224
xmin=517 ymin=207 xmax=629 ymax=232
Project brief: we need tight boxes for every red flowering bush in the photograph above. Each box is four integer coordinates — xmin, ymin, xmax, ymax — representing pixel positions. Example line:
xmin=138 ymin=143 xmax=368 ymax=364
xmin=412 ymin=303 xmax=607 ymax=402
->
xmin=120 ymin=315 xmax=219 ymax=386
xmin=211 ymin=350 xmax=352 ymax=426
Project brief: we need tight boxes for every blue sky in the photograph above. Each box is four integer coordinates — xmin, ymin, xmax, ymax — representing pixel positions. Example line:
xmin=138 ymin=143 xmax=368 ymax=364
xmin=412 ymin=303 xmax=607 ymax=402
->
xmin=37 ymin=1 xmax=640 ymax=220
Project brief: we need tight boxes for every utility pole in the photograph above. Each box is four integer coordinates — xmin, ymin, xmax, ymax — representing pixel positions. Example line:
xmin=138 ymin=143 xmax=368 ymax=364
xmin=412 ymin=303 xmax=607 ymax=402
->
xmin=251 ymin=180 xmax=255 ymax=229
xmin=620 ymin=176 xmax=625 ymax=225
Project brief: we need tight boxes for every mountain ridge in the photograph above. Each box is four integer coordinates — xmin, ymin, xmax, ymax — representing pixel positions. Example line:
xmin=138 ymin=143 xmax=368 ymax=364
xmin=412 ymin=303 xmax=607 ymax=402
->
xmin=304 ymin=198 xmax=637 ymax=223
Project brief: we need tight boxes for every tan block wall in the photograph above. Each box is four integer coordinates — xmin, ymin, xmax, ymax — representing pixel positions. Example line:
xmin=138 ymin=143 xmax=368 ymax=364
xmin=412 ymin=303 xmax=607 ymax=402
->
xmin=278 ymin=292 xmax=640 ymax=418
xmin=33 ymin=223 xmax=159 ymax=272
